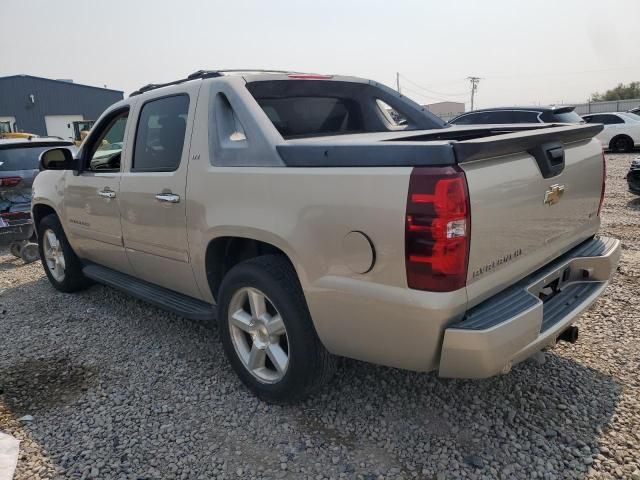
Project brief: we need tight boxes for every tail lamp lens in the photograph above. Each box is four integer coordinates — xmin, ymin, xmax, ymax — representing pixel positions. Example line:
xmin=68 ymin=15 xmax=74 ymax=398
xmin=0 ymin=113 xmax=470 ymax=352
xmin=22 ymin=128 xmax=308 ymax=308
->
xmin=405 ymin=166 xmax=470 ymax=292
xmin=0 ymin=176 xmax=21 ymax=187
xmin=597 ymin=149 xmax=606 ymax=216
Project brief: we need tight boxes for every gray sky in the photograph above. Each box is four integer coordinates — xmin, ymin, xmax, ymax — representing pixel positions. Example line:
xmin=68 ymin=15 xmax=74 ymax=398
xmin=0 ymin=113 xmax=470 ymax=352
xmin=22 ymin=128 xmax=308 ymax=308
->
xmin=2 ymin=0 xmax=639 ymax=109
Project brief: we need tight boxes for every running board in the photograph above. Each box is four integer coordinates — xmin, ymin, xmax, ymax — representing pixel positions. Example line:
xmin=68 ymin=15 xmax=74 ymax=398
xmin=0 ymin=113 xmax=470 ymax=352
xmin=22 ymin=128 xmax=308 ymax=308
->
xmin=82 ymin=264 xmax=216 ymax=322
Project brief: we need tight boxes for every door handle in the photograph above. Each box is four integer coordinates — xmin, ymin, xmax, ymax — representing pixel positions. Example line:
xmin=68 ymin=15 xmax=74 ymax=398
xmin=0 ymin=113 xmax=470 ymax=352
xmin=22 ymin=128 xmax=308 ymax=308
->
xmin=155 ymin=193 xmax=180 ymax=203
xmin=98 ymin=189 xmax=116 ymax=199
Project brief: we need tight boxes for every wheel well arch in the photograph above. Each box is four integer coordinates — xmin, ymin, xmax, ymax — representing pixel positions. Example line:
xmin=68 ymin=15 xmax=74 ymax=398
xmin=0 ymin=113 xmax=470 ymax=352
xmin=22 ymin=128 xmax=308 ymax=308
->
xmin=609 ymin=134 xmax=633 ymax=148
xmin=205 ymin=236 xmax=295 ymax=302
xmin=32 ymin=204 xmax=57 ymax=231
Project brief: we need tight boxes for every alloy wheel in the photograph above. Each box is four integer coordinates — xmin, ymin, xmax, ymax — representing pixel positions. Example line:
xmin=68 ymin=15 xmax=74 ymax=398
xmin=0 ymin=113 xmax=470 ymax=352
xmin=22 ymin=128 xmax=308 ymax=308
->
xmin=227 ymin=287 xmax=289 ymax=383
xmin=42 ymin=229 xmax=66 ymax=282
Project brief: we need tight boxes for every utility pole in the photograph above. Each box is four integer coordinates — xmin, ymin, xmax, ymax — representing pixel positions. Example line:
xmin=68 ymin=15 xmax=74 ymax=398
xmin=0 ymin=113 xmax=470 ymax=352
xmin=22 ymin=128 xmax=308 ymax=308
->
xmin=467 ymin=76 xmax=481 ymax=110
xmin=396 ymin=72 xmax=401 ymax=94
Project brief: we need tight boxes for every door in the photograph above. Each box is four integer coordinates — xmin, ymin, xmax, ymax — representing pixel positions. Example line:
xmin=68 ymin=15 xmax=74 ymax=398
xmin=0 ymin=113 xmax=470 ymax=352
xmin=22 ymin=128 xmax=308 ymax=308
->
xmin=119 ymin=90 xmax=201 ymax=298
xmin=63 ymin=107 xmax=134 ymax=274
xmin=45 ymin=115 xmax=83 ymax=140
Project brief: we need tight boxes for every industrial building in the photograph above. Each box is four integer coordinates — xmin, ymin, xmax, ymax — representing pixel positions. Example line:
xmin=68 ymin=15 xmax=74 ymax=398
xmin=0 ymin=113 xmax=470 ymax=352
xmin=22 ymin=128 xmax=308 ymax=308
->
xmin=0 ymin=75 xmax=123 ymax=139
xmin=423 ymin=101 xmax=465 ymax=122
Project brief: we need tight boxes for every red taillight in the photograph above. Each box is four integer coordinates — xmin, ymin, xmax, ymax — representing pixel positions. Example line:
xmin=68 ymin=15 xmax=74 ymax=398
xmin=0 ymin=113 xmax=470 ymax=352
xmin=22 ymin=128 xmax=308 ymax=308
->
xmin=0 ymin=211 xmax=30 ymax=220
xmin=0 ymin=176 xmax=21 ymax=187
xmin=405 ymin=166 xmax=470 ymax=292
xmin=287 ymin=73 xmax=333 ymax=79
xmin=597 ymin=150 xmax=606 ymax=216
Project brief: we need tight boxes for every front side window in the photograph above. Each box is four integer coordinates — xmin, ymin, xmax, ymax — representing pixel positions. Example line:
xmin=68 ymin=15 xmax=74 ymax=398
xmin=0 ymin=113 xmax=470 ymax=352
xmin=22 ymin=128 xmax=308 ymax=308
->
xmin=87 ymin=112 xmax=128 ymax=172
xmin=133 ymin=95 xmax=190 ymax=172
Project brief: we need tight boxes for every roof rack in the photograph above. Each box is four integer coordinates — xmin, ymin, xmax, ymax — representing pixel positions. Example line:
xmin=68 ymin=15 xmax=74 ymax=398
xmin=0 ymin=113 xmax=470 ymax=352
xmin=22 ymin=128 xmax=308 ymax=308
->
xmin=129 ymin=69 xmax=301 ymax=97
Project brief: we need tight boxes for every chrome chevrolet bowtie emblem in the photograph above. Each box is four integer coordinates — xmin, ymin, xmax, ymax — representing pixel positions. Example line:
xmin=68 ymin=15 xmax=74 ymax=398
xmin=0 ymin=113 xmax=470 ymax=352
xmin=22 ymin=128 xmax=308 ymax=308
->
xmin=544 ymin=184 xmax=565 ymax=206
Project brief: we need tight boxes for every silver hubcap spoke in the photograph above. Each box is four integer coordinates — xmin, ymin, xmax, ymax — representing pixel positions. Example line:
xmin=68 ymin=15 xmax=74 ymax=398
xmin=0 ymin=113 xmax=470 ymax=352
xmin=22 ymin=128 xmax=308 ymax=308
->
xmin=42 ymin=229 xmax=66 ymax=282
xmin=266 ymin=343 xmax=288 ymax=374
xmin=228 ymin=287 xmax=289 ymax=383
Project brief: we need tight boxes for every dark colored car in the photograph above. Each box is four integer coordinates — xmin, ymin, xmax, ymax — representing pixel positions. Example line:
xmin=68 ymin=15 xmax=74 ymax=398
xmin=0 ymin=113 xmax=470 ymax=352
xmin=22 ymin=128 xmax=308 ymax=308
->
xmin=628 ymin=157 xmax=640 ymax=195
xmin=449 ymin=105 xmax=584 ymax=125
xmin=0 ymin=138 xmax=74 ymax=260
xmin=628 ymin=106 xmax=640 ymax=116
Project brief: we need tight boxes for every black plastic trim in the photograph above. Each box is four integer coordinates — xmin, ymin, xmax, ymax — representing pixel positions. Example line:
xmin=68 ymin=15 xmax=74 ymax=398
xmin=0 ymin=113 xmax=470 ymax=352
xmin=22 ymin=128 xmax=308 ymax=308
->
xmin=452 ymin=124 xmax=603 ymax=164
xmin=276 ymin=143 xmax=455 ymax=167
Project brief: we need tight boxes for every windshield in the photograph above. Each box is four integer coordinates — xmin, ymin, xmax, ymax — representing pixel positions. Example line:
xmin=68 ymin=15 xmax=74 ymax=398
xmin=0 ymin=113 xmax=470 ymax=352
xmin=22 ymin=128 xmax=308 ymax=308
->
xmin=552 ymin=110 xmax=583 ymax=123
xmin=0 ymin=144 xmax=70 ymax=171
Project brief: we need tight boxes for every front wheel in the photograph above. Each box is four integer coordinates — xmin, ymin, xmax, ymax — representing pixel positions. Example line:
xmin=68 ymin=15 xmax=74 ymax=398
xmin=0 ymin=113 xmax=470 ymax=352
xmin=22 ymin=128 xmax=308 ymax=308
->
xmin=37 ymin=214 xmax=91 ymax=292
xmin=217 ymin=255 xmax=336 ymax=404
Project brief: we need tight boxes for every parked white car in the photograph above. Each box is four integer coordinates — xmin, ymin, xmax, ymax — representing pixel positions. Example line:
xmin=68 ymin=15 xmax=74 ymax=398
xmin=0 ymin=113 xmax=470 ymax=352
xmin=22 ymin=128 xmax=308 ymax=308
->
xmin=582 ymin=112 xmax=640 ymax=152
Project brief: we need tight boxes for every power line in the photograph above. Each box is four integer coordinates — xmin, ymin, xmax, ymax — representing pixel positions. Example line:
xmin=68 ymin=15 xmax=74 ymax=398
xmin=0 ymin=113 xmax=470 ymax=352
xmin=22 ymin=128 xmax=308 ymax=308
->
xmin=467 ymin=76 xmax=481 ymax=110
xmin=398 ymin=74 xmax=470 ymax=97
xmin=399 ymin=85 xmax=461 ymax=104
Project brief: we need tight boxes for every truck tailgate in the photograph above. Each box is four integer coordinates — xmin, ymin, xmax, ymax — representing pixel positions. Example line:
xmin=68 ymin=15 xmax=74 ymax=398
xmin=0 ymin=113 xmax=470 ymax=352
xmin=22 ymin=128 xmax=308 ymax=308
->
xmin=455 ymin=127 xmax=605 ymax=307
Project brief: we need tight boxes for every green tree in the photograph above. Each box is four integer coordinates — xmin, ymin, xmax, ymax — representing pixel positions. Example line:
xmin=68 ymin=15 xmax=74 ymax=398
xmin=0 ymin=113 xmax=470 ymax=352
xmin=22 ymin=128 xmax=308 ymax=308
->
xmin=591 ymin=81 xmax=640 ymax=101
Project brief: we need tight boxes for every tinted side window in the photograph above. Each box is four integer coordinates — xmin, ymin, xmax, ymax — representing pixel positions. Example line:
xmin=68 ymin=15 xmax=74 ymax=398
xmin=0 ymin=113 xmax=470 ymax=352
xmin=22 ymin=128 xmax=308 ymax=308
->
xmin=510 ymin=111 xmax=540 ymax=123
xmin=0 ymin=145 xmax=67 ymax=171
xmin=133 ymin=95 xmax=190 ymax=172
xmin=451 ymin=113 xmax=480 ymax=125
xmin=482 ymin=111 xmax=516 ymax=124
xmin=591 ymin=114 xmax=624 ymax=125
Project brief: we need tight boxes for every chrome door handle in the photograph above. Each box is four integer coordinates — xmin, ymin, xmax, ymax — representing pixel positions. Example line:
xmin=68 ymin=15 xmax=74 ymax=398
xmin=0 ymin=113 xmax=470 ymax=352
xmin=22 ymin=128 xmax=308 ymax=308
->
xmin=155 ymin=193 xmax=180 ymax=203
xmin=98 ymin=189 xmax=116 ymax=198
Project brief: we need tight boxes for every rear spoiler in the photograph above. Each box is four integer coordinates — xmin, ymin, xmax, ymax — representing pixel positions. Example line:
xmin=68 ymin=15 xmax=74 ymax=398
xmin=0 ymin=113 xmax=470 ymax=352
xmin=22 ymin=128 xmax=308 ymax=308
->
xmin=452 ymin=124 xmax=603 ymax=163
xmin=276 ymin=124 xmax=603 ymax=167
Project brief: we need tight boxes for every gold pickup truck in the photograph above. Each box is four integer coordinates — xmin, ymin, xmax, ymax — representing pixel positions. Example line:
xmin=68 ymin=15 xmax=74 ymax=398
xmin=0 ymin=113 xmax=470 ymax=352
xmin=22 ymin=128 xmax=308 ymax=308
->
xmin=32 ymin=70 xmax=619 ymax=403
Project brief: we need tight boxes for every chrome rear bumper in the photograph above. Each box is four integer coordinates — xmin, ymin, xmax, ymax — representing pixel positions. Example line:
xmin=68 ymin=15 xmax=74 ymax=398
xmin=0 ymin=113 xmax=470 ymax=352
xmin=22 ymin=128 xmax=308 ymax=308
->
xmin=438 ymin=236 xmax=621 ymax=378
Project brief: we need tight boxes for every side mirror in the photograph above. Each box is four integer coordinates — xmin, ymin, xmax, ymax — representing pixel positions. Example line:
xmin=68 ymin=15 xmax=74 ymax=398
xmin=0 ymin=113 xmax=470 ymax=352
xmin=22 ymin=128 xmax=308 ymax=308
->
xmin=39 ymin=148 xmax=78 ymax=171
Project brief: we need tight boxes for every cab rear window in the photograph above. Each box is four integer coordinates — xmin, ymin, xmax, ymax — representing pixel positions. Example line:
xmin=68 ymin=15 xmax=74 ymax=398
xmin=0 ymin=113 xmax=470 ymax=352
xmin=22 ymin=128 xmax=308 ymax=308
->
xmin=245 ymin=79 xmax=445 ymax=139
xmin=256 ymin=96 xmax=362 ymax=138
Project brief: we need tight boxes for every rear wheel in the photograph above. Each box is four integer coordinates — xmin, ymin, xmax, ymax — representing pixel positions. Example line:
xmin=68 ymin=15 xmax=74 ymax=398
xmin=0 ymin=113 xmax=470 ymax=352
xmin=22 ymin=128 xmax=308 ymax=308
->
xmin=38 ymin=214 xmax=91 ymax=292
xmin=610 ymin=135 xmax=634 ymax=153
xmin=217 ymin=255 xmax=336 ymax=404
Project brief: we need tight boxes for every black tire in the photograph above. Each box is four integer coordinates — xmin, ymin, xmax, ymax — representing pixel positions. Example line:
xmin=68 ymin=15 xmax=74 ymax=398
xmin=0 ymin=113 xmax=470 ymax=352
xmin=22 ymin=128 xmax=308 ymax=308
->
xmin=37 ymin=214 xmax=91 ymax=293
xmin=19 ymin=243 xmax=39 ymax=264
xmin=610 ymin=135 xmax=634 ymax=153
xmin=217 ymin=255 xmax=336 ymax=404
xmin=9 ymin=241 xmax=23 ymax=258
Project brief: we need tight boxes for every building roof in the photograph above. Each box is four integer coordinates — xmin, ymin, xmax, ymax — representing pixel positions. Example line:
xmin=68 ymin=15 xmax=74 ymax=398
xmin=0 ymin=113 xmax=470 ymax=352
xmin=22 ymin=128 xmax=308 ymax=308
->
xmin=0 ymin=74 xmax=123 ymax=94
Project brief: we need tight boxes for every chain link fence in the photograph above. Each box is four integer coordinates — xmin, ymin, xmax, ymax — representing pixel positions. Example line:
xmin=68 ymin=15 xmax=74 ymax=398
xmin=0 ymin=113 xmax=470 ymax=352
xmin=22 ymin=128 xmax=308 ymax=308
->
xmin=573 ymin=98 xmax=640 ymax=115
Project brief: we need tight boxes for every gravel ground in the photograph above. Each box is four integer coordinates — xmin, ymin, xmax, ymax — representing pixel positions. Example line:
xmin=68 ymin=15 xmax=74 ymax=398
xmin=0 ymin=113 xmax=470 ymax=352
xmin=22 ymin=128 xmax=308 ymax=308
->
xmin=0 ymin=153 xmax=639 ymax=480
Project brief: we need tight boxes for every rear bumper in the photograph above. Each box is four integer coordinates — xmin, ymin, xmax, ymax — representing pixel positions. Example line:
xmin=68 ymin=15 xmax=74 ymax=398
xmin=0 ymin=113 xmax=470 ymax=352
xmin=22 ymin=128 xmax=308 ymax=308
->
xmin=438 ymin=236 xmax=621 ymax=378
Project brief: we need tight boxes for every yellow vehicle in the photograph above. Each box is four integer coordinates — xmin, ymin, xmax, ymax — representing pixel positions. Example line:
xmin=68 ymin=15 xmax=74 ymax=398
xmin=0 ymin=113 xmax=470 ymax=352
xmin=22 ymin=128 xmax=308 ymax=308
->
xmin=72 ymin=120 xmax=94 ymax=146
xmin=0 ymin=121 xmax=37 ymax=139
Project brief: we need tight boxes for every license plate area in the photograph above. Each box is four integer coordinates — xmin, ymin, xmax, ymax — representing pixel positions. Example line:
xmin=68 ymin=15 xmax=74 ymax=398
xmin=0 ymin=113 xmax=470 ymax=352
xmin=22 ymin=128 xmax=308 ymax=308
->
xmin=535 ymin=267 xmax=571 ymax=303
